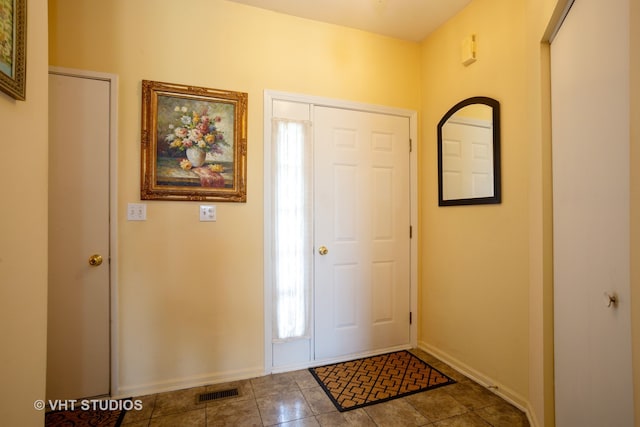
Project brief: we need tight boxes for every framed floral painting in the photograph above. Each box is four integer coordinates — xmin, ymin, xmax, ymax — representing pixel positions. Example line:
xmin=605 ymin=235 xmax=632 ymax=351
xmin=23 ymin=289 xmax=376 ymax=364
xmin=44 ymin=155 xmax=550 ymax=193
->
xmin=141 ymin=80 xmax=248 ymax=202
xmin=0 ymin=0 xmax=26 ymax=100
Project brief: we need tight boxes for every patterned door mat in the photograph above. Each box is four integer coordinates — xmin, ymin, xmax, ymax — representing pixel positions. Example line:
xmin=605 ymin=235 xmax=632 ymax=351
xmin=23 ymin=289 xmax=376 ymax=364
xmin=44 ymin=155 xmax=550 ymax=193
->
xmin=45 ymin=402 xmax=128 ymax=426
xmin=309 ymin=350 xmax=455 ymax=412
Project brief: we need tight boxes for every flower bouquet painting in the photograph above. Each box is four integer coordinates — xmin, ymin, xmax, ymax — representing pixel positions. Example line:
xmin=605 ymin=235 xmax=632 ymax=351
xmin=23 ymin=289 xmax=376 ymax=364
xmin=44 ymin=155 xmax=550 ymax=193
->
xmin=141 ymin=80 xmax=247 ymax=202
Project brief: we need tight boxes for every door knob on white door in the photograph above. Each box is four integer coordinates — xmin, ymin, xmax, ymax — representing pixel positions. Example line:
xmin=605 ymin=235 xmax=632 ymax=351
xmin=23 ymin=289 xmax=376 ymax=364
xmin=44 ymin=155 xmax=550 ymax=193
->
xmin=318 ymin=246 xmax=329 ymax=255
xmin=88 ymin=254 xmax=103 ymax=266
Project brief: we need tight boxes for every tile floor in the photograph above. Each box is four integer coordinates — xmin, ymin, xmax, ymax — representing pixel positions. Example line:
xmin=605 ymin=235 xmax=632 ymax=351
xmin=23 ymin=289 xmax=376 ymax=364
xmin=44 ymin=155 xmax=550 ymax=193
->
xmin=121 ymin=349 xmax=530 ymax=426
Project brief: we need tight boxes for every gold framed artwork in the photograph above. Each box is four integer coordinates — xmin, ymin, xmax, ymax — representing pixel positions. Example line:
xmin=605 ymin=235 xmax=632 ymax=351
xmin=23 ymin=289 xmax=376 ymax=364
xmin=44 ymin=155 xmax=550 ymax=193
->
xmin=0 ymin=0 xmax=26 ymax=100
xmin=141 ymin=80 xmax=248 ymax=202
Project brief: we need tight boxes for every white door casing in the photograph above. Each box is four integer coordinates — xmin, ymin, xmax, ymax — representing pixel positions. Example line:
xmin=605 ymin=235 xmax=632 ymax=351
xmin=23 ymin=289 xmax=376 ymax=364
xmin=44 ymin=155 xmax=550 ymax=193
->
xmin=47 ymin=69 xmax=118 ymax=399
xmin=313 ymin=106 xmax=411 ymax=360
xmin=264 ymin=91 xmax=418 ymax=371
xmin=551 ymin=0 xmax=634 ymax=425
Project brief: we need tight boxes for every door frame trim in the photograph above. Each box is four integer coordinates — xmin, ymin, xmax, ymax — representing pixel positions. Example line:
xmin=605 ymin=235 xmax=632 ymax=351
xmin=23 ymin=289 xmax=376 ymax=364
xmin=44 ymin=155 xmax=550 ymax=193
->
xmin=48 ymin=67 xmax=119 ymax=396
xmin=263 ymin=90 xmax=418 ymax=373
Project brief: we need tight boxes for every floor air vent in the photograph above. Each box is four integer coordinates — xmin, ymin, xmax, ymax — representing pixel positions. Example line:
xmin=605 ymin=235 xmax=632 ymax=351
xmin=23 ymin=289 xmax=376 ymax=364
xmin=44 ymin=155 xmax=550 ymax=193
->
xmin=197 ymin=388 xmax=239 ymax=403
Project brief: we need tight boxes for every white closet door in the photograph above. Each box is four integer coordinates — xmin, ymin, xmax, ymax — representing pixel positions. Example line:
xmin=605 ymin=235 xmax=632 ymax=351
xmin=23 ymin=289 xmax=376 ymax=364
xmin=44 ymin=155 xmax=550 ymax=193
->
xmin=552 ymin=0 xmax=634 ymax=424
xmin=48 ymin=72 xmax=112 ymax=399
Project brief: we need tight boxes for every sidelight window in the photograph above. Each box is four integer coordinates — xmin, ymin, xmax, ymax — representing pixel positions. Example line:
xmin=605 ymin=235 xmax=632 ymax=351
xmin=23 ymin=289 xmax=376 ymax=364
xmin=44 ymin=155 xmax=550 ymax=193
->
xmin=271 ymin=119 xmax=312 ymax=341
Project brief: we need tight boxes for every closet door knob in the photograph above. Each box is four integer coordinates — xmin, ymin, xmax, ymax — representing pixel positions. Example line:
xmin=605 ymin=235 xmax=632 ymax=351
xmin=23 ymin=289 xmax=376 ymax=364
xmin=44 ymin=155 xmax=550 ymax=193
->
xmin=88 ymin=254 xmax=103 ymax=266
xmin=318 ymin=246 xmax=329 ymax=256
xmin=604 ymin=292 xmax=618 ymax=308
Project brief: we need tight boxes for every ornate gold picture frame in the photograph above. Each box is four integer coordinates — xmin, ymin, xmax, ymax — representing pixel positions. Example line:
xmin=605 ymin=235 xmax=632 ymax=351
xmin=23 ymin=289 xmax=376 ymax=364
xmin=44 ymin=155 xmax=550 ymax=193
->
xmin=0 ymin=0 xmax=27 ymax=100
xmin=141 ymin=80 xmax=248 ymax=202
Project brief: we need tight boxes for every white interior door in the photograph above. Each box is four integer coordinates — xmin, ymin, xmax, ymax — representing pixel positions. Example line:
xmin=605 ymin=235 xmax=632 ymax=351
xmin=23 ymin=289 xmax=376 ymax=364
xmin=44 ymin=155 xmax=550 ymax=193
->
xmin=47 ymin=71 xmax=112 ymax=399
xmin=314 ymin=107 xmax=411 ymax=360
xmin=551 ymin=0 xmax=634 ymax=425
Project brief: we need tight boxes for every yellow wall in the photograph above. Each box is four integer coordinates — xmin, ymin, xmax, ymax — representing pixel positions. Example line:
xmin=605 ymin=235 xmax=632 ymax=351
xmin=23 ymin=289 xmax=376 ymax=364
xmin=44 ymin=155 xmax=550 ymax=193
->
xmin=0 ymin=0 xmax=49 ymax=425
xmin=48 ymin=0 xmax=421 ymax=395
xmin=419 ymin=0 xmax=530 ymax=408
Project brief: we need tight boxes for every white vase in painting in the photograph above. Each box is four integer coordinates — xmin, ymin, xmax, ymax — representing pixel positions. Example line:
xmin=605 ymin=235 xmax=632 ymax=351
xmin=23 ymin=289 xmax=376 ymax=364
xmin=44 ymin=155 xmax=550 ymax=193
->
xmin=186 ymin=147 xmax=206 ymax=167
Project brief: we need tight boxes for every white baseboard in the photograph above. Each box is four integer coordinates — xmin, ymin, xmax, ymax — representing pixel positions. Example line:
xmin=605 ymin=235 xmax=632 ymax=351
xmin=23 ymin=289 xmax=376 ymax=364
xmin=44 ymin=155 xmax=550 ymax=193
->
xmin=418 ymin=341 xmax=537 ymax=427
xmin=112 ymin=366 xmax=266 ymax=399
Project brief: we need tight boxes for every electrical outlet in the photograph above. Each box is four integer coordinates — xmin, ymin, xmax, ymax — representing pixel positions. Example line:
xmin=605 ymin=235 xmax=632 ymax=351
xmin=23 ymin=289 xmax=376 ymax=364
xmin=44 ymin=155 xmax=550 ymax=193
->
xmin=199 ymin=205 xmax=216 ymax=222
xmin=127 ymin=203 xmax=147 ymax=221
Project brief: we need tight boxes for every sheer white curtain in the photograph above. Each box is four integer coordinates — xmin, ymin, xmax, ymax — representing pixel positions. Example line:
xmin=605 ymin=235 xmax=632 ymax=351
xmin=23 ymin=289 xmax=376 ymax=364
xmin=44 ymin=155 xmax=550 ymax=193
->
xmin=271 ymin=118 xmax=313 ymax=341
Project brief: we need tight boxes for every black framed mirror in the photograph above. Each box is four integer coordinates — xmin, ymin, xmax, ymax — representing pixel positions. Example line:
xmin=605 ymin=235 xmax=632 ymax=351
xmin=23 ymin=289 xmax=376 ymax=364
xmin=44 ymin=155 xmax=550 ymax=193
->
xmin=437 ymin=96 xmax=501 ymax=206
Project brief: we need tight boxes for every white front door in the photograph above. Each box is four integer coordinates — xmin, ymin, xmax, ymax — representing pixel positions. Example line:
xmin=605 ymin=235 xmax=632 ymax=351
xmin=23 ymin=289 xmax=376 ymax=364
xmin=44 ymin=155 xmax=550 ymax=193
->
xmin=551 ymin=0 xmax=634 ymax=424
xmin=314 ymin=107 xmax=411 ymax=360
xmin=47 ymin=71 xmax=112 ymax=399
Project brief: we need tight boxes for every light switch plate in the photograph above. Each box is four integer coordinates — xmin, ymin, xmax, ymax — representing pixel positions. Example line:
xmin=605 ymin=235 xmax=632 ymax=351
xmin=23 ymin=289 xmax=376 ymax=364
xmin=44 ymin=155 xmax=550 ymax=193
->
xmin=199 ymin=205 xmax=216 ymax=222
xmin=127 ymin=203 xmax=147 ymax=221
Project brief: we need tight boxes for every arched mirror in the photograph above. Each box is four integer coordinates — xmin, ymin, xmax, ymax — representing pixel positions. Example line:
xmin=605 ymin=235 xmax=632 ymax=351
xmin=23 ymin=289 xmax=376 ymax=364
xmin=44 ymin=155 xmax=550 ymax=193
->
xmin=437 ymin=96 xmax=501 ymax=206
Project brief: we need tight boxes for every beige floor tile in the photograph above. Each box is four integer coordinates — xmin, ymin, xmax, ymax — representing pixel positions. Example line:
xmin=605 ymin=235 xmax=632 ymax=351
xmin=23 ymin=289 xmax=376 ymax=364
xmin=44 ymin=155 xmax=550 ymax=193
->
xmin=251 ymin=372 xmax=298 ymax=398
xmin=151 ymin=386 xmax=207 ymax=418
xmin=406 ymin=388 xmax=468 ymax=421
xmin=432 ymin=412 xmax=491 ymax=426
xmin=149 ymin=408 xmax=206 ymax=427
xmin=122 ymin=394 xmax=156 ymax=424
xmin=363 ymin=399 xmax=429 ymax=427
xmin=290 ymin=369 xmax=321 ymax=390
xmin=206 ymin=398 xmax=262 ymax=426
xmin=277 ymin=416 xmax=321 ymax=427
xmin=474 ymin=402 xmax=530 ymax=427
xmin=256 ymin=389 xmax=314 ymax=426
xmin=300 ymin=386 xmax=339 ymax=415
xmin=316 ymin=409 xmax=377 ymax=426
xmin=444 ymin=381 xmax=504 ymax=410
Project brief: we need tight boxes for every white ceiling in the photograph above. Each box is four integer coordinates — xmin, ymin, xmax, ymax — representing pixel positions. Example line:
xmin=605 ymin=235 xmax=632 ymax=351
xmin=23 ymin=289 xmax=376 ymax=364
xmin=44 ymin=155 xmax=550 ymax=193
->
xmin=227 ymin=0 xmax=472 ymax=42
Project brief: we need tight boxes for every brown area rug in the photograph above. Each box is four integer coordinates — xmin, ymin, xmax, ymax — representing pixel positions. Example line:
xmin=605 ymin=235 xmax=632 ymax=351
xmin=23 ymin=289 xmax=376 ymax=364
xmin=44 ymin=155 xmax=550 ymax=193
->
xmin=45 ymin=404 xmax=127 ymax=426
xmin=309 ymin=350 xmax=455 ymax=412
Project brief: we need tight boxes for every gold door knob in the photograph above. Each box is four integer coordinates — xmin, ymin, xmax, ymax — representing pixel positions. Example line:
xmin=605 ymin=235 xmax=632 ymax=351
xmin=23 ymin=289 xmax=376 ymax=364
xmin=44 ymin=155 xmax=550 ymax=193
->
xmin=88 ymin=254 xmax=103 ymax=266
xmin=318 ymin=246 xmax=329 ymax=256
